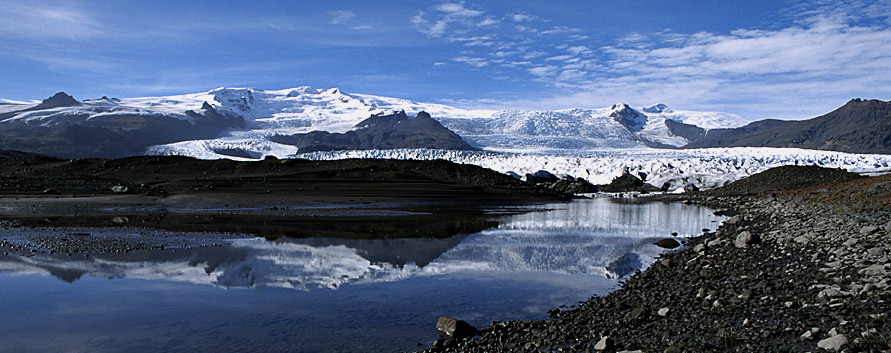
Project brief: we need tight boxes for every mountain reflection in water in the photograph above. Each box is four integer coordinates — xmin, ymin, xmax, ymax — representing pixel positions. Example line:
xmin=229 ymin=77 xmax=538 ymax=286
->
xmin=0 ymin=197 xmax=723 ymax=290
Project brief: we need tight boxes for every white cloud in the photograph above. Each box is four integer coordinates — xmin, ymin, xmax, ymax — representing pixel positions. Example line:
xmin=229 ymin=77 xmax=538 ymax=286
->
xmin=528 ymin=65 xmax=558 ymax=77
xmin=436 ymin=3 xmax=484 ymax=17
xmin=511 ymin=14 xmax=537 ymax=22
xmin=452 ymin=56 xmax=489 ymax=67
xmin=413 ymin=3 xmax=487 ymax=38
xmin=328 ymin=10 xmax=355 ymax=25
xmin=544 ymin=55 xmax=573 ymax=62
xmin=0 ymin=3 xmax=101 ymax=40
xmin=478 ymin=17 xmax=500 ymax=26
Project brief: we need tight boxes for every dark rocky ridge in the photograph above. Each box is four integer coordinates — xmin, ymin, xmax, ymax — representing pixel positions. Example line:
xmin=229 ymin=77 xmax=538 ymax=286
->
xmin=685 ymin=98 xmax=891 ymax=154
xmin=270 ymin=110 xmax=477 ymax=153
xmin=0 ymin=154 xmax=568 ymax=243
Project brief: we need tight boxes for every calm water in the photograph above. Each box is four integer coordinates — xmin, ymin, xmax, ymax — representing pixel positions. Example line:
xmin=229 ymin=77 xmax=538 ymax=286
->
xmin=0 ymin=197 xmax=723 ymax=353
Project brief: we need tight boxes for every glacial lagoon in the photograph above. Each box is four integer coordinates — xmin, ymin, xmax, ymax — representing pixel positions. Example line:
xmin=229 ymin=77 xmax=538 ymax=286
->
xmin=0 ymin=197 xmax=723 ymax=352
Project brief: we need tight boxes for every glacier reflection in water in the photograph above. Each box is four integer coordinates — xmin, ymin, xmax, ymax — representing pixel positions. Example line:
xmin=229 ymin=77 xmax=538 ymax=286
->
xmin=0 ymin=197 xmax=723 ymax=353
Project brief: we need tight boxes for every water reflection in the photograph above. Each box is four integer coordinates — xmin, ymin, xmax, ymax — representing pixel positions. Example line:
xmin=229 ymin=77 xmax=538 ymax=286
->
xmin=0 ymin=197 xmax=723 ymax=289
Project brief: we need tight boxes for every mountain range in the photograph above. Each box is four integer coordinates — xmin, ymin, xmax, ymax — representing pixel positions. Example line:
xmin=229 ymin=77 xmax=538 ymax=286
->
xmin=684 ymin=98 xmax=891 ymax=154
xmin=0 ymin=87 xmax=888 ymax=159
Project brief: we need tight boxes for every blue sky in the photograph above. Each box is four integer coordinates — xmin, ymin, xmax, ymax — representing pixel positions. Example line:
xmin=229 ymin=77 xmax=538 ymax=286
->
xmin=1 ymin=0 xmax=890 ymax=120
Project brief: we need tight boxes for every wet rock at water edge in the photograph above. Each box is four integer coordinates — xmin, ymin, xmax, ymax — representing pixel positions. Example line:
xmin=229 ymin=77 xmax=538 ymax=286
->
xmin=109 ymin=185 xmax=128 ymax=193
xmin=436 ymin=316 xmax=478 ymax=340
xmin=653 ymin=238 xmax=681 ymax=249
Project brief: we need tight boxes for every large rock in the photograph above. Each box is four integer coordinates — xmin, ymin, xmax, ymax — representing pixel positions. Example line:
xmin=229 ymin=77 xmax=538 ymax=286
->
xmin=734 ymin=231 xmax=759 ymax=248
xmin=600 ymin=171 xmax=659 ymax=193
xmin=436 ymin=316 xmax=478 ymax=340
xmin=653 ymin=238 xmax=681 ymax=249
xmin=594 ymin=336 xmax=614 ymax=351
xmin=524 ymin=170 xmax=559 ymax=184
xmin=817 ymin=334 xmax=848 ymax=352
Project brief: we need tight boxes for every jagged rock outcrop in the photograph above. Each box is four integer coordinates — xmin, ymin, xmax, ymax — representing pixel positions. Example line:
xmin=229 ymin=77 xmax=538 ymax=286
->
xmin=270 ymin=111 xmax=477 ymax=153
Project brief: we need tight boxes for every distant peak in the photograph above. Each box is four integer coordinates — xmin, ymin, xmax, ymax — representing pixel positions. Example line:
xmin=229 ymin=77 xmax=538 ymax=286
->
xmin=287 ymin=86 xmax=320 ymax=97
xmin=642 ymin=103 xmax=672 ymax=113
xmin=415 ymin=111 xmax=432 ymax=120
xmin=609 ymin=103 xmax=647 ymax=132
xmin=34 ymin=92 xmax=80 ymax=110
xmin=610 ymin=102 xmax=632 ymax=111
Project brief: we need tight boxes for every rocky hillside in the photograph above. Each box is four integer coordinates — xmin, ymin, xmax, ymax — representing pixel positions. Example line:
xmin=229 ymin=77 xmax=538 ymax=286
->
xmin=269 ymin=111 xmax=476 ymax=153
xmin=685 ymin=99 xmax=891 ymax=154
xmin=0 ymin=92 xmax=246 ymax=159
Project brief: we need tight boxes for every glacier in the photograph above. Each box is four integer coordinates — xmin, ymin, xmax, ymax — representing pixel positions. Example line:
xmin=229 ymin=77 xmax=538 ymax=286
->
xmin=135 ymin=86 xmax=891 ymax=191
xmin=289 ymin=148 xmax=891 ymax=192
xmin=6 ymin=85 xmax=889 ymax=190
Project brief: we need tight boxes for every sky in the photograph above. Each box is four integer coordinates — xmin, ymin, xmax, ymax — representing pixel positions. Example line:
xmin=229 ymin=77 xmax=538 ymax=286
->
xmin=1 ymin=0 xmax=890 ymax=121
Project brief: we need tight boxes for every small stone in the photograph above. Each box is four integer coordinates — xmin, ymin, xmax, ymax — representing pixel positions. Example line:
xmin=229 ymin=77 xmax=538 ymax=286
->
xmin=109 ymin=185 xmax=128 ymax=193
xmin=793 ymin=235 xmax=810 ymax=244
xmin=884 ymin=221 xmax=891 ymax=233
xmin=860 ymin=264 xmax=888 ymax=277
xmin=626 ymin=307 xmax=646 ymax=322
xmin=693 ymin=244 xmax=707 ymax=253
xmin=801 ymin=330 xmax=813 ymax=340
xmin=594 ymin=336 xmax=613 ymax=351
xmin=817 ymin=334 xmax=848 ymax=352
xmin=842 ymin=238 xmax=858 ymax=247
xmin=867 ymin=248 xmax=884 ymax=257
xmin=707 ymin=239 xmax=725 ymax=248
xmin=657 ymin=307 xmax=669 ymax=317
xmin=860 ymin=225 xmax=879 ymax=235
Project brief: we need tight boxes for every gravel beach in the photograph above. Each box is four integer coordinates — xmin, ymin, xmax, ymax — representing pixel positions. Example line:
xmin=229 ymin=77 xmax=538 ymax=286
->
xmin=424 ymin=170 xmax=891 ymax=352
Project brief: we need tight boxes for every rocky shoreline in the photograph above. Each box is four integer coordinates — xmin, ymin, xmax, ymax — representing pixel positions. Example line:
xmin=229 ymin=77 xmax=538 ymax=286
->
xmin=423 ymin=172 xmax=891 ymax=352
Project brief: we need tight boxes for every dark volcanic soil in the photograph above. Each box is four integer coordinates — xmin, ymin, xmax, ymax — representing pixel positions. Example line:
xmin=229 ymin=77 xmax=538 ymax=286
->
xmin=422 ymin=167 xmax=891 ymax=352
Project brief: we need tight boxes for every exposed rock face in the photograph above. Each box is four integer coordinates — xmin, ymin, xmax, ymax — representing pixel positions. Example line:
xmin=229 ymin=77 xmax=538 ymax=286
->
xmin=32 ymin=92 xmax=81 ymax=110
xmin=270 ymin=111 xmax=477 ymax=153
xmin=610 ymin=103 xmax=648 ymax=133
xmin=599 ymin=171 xmax=659 ymax=193
xmin=684 ymin=98 xmax=891 ymax=154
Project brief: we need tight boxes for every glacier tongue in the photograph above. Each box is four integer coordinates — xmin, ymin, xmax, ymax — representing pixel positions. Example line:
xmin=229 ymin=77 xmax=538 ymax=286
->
xmin=282 ymin=148 xmax=891 ymax=192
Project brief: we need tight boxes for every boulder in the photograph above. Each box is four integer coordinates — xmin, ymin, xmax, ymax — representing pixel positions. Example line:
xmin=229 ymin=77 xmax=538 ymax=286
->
xmin=860 ymin=225 xmax=879 ymax=235
xmin=594 ymin=336 xmax=614 ymax=351
xmin=734 ymin=231 xmax=759 ymax=248
xmin=817 ymin=334 xmax=848 ymax=352
xmin=653 ymin=238 xmax=681 ymax=249
xmin=526 ymin=170 xmax=559 ymax=183
xmin=436 ymin=316 xmax=478 ymax=340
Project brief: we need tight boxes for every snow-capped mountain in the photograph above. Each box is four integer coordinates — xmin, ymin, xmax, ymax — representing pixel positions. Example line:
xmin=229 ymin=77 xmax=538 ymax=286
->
xmin=0 ymin=86 xmax=751 ymax=159
xmin=143 ymin=86 xmax=750 ymax=156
